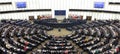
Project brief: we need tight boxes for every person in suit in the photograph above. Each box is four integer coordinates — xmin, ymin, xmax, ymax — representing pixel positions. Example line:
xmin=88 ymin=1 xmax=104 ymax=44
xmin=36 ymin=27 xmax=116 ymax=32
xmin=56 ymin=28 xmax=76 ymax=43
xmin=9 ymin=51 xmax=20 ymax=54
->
xmin=58 ymin=28 xmax=61 ymax=32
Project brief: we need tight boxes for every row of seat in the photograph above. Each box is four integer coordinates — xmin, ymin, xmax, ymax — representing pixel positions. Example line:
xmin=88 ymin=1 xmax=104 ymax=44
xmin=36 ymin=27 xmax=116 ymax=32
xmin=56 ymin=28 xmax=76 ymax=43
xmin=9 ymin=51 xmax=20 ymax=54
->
xmin=78 ymin=24 xmax=120 ymax=38
xmin=66 ymin=20 xmax=120 ymax=54
xmin=1 ymin=19 xmax=54 ymax=31
xmin=66 ymin=20 xmax=119 ymax=31
xmin=0 ymin=19 xmax=120 ymax=54
xmin=34 ymin=18 xmax=87 ymax=28
xmin=0 ymin=22 xmax=51 ymax=54
xmin=33 ymin=37 xmax=78 ymax=54
xmin=66 ymin=34 xmax=120 ymax=54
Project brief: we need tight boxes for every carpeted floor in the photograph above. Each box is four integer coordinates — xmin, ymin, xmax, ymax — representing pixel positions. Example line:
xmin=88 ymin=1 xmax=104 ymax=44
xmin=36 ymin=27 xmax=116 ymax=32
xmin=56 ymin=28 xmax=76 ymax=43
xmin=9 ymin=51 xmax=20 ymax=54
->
xmin=46 ymin=28 xmax=73 ymax=36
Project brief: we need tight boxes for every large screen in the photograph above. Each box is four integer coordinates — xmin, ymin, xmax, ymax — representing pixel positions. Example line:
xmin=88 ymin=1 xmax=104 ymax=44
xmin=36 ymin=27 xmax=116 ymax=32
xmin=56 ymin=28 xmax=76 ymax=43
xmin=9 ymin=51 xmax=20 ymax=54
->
xmin=94 ymin=2 xmax=104 ymax=8
xmin=55 ymin=10 xmax=66 ymax=15
xmin=16 ymin=2 xmax=26 ymax=8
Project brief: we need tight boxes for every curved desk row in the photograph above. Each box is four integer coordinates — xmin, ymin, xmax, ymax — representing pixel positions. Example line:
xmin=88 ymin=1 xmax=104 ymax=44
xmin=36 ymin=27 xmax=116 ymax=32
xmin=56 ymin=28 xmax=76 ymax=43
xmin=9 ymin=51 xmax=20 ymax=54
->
xmin=34 ymin=20 xmax=87 ymax=28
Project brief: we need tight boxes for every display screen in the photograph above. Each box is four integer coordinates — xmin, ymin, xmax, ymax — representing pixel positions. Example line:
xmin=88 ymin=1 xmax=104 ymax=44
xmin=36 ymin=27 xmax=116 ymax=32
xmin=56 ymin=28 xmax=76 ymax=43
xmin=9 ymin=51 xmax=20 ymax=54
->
xmin=16 ymin=2 xmax=26 ymax=8
xmin=94 ymin=2 xmax=104 ymax=8
xmin=55 ymin=10 xmax=66 ymax=15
